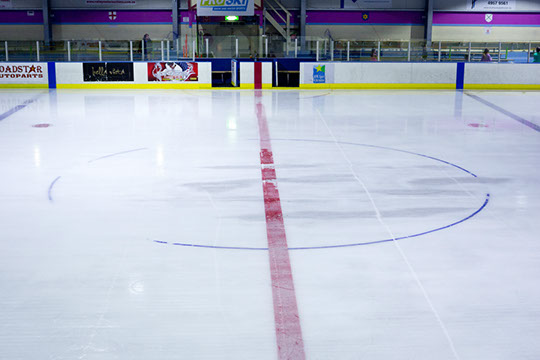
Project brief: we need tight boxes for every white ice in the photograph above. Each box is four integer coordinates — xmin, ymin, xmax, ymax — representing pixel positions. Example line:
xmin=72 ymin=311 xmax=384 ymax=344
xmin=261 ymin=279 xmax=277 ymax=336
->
xmin=0 ymin=88 xmax=539 ymax=360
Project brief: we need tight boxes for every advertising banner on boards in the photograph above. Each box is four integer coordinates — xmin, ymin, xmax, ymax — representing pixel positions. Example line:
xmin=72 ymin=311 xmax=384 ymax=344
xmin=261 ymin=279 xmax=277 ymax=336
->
xmin=470 ymin=0 xmax=516 ymax=11
xmin=342 ymin=0 xmax=392 ymax=9
xmin=148 ymin=62 xmax=198 ymax=82
xmin=83 ymin=63 xmax=134 ymax=82
xmin=0 ymin=63 xmax=47 ymax=84
xmin=304 ymin=63 xmax=334 ymax=85
xmin=197 ymin=0 xmax=254 ymax=16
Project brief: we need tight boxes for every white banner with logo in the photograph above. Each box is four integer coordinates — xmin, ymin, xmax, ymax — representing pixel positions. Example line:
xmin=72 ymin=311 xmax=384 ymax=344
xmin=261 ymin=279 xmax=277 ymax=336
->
xmin=0 ymin=63 xmax=48 ymax=84
xmin=197 ymin=0 xmax=254 ymax=16
xmin=0 ymin=0 xmax=12 ymax=9
xmin=343 ymin=0 xmax=392 ymax=9
xmin=469 ymin=0 xmax=516 ymax=11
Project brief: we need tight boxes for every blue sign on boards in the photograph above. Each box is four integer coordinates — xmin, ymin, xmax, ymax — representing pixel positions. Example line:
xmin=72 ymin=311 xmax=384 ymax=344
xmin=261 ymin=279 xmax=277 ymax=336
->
xmin=313 ymin=65 xmax=326 ymax=84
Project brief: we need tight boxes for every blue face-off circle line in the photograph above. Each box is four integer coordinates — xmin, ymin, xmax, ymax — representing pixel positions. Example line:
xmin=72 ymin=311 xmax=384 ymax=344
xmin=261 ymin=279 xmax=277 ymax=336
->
xmin=47 ymin=147 xmax=149 ymax=202
xmin=45 ymin=142 xmax=489 ymax=251
xmin=154 ymin=139 xmax=489 ymax=251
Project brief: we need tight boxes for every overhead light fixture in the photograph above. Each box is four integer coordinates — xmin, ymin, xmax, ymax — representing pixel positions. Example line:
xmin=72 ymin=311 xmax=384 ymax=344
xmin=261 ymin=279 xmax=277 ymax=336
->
xmin=225 ymin=16 xmax=239 ymax=21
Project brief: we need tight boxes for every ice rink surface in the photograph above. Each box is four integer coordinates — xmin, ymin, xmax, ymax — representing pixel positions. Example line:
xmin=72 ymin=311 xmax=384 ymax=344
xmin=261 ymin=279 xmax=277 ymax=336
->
xmin=0 ymin=88 xmax=539 ymax=360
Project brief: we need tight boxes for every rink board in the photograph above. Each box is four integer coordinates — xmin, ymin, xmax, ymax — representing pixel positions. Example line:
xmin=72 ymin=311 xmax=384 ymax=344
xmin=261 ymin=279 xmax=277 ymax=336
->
xmin=1 ymin=60 xmax=540 ymax=90
xmin=300 ymin=62 xmax=540 ymax=90
xmin=55 ymin=62 xmax=213 ymax=89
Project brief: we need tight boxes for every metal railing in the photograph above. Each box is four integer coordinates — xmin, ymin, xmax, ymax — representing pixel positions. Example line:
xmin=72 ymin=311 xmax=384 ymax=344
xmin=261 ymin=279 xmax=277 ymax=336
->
xmin=1 ymin=38 xmax=538 ymax=63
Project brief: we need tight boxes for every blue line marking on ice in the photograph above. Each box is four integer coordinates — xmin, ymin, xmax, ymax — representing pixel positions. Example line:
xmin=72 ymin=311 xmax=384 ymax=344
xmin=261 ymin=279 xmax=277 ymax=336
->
xmin=154 ymin=140 xmax=488 ymax=251
xmin=171 ymin=242 xmax=269 ymax=251
xmin=272 ymin=139 xmax=478 ymax=177
xmin=155 ymin=193 xmax=490 ymax=251
xmin=48 ymin=147 xmax=149 ymax=202
xmin=87 ymin=147 xmax=148 ymax=163
xmin=0 ymin=97 xmax=39 ymax=122
xmin=48 ymin=176 xmax=61 ymax=202
xmin=466 ymin=93 xmax=540 ymax=132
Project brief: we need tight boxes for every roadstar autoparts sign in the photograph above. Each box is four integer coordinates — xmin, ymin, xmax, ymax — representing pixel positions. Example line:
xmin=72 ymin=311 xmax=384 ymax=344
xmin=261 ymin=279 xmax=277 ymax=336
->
xmin=0 ymin=63 xmax=48 ymax=84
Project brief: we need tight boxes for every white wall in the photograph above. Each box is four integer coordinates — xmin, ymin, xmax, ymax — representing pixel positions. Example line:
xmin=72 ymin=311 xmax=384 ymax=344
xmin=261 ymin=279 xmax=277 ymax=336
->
xmin=464 ymin=63 xmax=540 ymax=85
xmin=307 ymin=24 xmax=425 ymax=41
xmin=1 ymin=0 xmax=41 ymax=9
xmin=433 ymin=26 xmax=540 ymax=42
xmin=0 ymin=25 xmax=42 ymax=40
xmin=239 ymin=61 xmax=272 ymax=88
xmin=300 ymin=61 xmax=540 ymax=89
xmin=301 ymin=62 xmax=456 ymax=86
xmin=52 ymin=24 xmax=173 ymax=41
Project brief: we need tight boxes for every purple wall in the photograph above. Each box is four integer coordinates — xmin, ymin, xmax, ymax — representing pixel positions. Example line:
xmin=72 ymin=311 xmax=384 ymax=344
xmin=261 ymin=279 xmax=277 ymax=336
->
xmin=1 ymin=9 xmax=539 ymax=27
xmin=52 ymin=10 xmax=172 ymax=24
xmin=434 ymin=12 xmax=540 ymax=26
xmin=306 ymin=11 xmax=424 ymax=25
xmin=0 ymin=10 xmax=43 ymax=24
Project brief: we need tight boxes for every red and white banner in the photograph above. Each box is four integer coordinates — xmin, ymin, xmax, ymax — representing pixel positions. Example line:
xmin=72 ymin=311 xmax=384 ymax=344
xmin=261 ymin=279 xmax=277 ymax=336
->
xmin=147 ymin=62 xmax=198 ymax=82
xmin=0 ymin=63 xmax=48 ymax=84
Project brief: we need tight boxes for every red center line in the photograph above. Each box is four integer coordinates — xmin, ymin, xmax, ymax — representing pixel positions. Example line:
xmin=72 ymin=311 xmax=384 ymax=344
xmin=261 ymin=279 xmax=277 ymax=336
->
xmin=255 ymin=90 xmax=306 ymax=360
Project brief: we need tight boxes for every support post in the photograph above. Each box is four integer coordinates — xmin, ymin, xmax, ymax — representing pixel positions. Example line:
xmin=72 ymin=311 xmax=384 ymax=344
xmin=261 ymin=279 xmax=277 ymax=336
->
xmin=172 ymin=0 xmax=179 ymax=41
xmin=295 ymin=38 xmax=298 ymax=58
xmin=316 ymin=40 xmax=319 ymax=61
xmin=275 ymin=60 xmax=278 ymax=87
xmin=167 ymin=40 xmax=170 ymax=61
xmin=192 ymin=40 xmax=195 ymax=61
xmin=425 ymin=0 xmax=434 ymax=48
xmin=129 ymin=41 xmax=133 ymax=62
xmin=235 ymin=38 xmax=239 ymax=58
xmin=161 ymin=40 xmax=164 ymax=61
xmin=205 ymin=38 xmax=209 ymax=58
xmin=407 ymin=41 xmax=411 ymax=62
xmin=468 ymin=42 xmax=471 ymax=62
xmin=265 ymin=37 xmax=268 ymax=58
xmin=377 ymin=41 xmax=381 ymax=61
xmin=300 ymin=0 xmax=306 ymax=51
xmin=438 ymin=41 xmax=441 ymax=62
xmin=176 ymin=38 xmax=180 ymax=59
xmin=347 ymin=41 xmax=350 ymax=61
xmin=330 ymin=41 xmax=334 ymax=61
xmin=141 ymin=40 xmax=145 ymax=61
xmin=4 ymin=41 xmax=8 ymax=62
xmin=259 ymin=14 xmax=263 ymax=58
xmin=528 ymin=42 xmax=531 ymax=63
xmin=99 ymin=40 xmax=102 ymax=61
xmin=36 ymin=41 xmax=40 ymax=61
xmin=68 ymin=40 xmax=71 ymax=61
xmin=42 ymin=0 xmax=52 ymax=44
xmin=498 ymin=42 xmax=501 ymax=62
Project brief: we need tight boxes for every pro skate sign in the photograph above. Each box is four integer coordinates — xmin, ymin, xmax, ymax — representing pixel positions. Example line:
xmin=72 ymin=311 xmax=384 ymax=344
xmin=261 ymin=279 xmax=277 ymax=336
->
xmin=197 ymin=0 xmax=254 ymax=16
